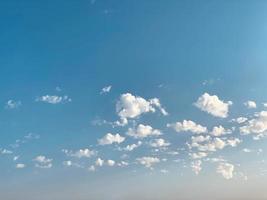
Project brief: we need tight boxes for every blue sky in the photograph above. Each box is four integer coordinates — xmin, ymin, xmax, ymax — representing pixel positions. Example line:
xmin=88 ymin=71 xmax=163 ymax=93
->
xmin=1 ymin=0 xmax=267 ymax=199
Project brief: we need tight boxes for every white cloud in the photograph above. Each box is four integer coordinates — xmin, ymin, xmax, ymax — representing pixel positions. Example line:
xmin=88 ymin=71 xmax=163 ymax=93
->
xmin=231 ymin=117 xmax=248 ymax=124
xmin=191 ymin=160 xmax=202 ymax=175
xmin=34 ymin=155 xmax=53 ymax=169
xmin=16 ymin=163 xmax=26 ymax=169
xmin=136 ymin=156 xmax=160 ymax=168
xmin=210 ymin=125 xmax=232 ymax=136
xmin=189 ymin=136 xmax=239 ymax=152
xmin=123 ymin=141 xmax=142 ymax=151
xmin=0 ymin=149 xmax=13 ymax=154
xmin=36 ymin=95 xmax=71 ymax=104
xmin=117 ymin=161 xmax=129 ymax=167
xmin=106 ymin=160 xmax=116 ymax=166
xmin=116 ymin=93 xmax=168 ymax=126
xmin=167 ymin=120 xmax=207 ymax=134
xmin=63 ymin=160 xmax=72 ymax=166
xmin=244 ymin=101 xmax=257 ymax=109
xmin=240 ymin=111 xmax=267 ymax=136
xmin=217 ymin=162 xmax=234 ymax=179
xmin=127 ymin=124 xmax=162 ymax=139
xmin=190 ymin=152 xmax=208 ymax=159
xmin=100 ymin=85 xmax=112 ymax=94
xmin=95 ymin=158 xmax=104 ymax=167
xmin=243 ymin=148 xmax=252 ymax=153
xmin=5 ymin=100 xmax=21 ymax=109
xmin=88 ymin=165 xmax=96 ymax=171
xmin=98 ymin=133 xmax=125 ymax=145
xmin=149 ymin=138 xmax=170 ymax=148
xmin=194 ymin=93 xmax=232 ymax=118
xmin=62 ymin=148 xmax=96 ymax=158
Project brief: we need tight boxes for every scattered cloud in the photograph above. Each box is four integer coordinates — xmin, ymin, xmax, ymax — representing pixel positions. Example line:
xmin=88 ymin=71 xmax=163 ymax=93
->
xmin=62 ymin=148 xmax=96 ymax=158
xmin=149 ymin=138 xmax=170 ymax=148
xmin=33 ymin=155 xmax=53 ymax=169
xmin=210 ymin=125 xmax=232 ymax=136
xmin=16 ymin=163 xmax=26 ymax=169
xmin=191 ymin=160 xmax=202 ymax=175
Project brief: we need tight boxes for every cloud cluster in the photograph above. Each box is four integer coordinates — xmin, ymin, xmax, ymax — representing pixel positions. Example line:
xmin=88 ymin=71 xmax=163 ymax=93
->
xmin=34 ymin=155 xmax=53 ymax=168
xmin=62 ymin=148 xmax=96 ymax=158
xmin=217 ymin=162 xmax=234 ymax=179
xmin=137 ymin=156 xmax=160 ymax=168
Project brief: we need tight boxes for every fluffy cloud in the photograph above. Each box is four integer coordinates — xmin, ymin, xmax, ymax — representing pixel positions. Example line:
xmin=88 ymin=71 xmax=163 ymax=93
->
xmin=5 ymin=100 xmax=21 ymax=109
xmin=98 ymin=133 xmax=125 ymax=145
xmin=167 ymin=120 xmax=207 ymax=134
xmin=194 ymin=93 xmax=232 ymax=118
xmin=116 ymin=93 xmax=168 ymax=126
xmin=100 ymin=85 xmax=112 ymax=94
xmin=191 ymin=160 xmax=202 ymax=174
xmin=62 ymin=148 xmax=96 ymax=158
xmin=149 ymin=138 xmax=170 ymax=148
xmin=217 ymin=162 xmax=234 ymax=179
xmin=36 ymin=95 xmax=71 ymax=104
xmin=136 ymin=156 xmax=160 ymax=168
xmin=127 ymin=124 xmax=162 ymax=139
xmin=210 ymin=125 xmax=232 ymax=136
xmin=33 ymin=155 xmax=53 ymax=168
xmin=244 ymin=101 xmax=257 ymax=109
xmin=240 ymin=111 xmax=267 ymax=137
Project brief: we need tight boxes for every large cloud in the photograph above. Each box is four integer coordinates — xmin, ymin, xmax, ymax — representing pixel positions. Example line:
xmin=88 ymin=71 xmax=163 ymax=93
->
xmin=116 ymin=93 xmax=168 ymax=126
xmin=167 ymin=120 xmax=207 ymax=134
xmin=194 ymin=93 xmax=232 ymax=118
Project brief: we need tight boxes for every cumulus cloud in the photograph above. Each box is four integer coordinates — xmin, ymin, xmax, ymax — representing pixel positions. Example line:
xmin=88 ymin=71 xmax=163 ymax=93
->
xmin=149 ymin=138 xmax=170 ymax=148
xmin=100 ymin=85 xmax=112 ymax=94
xmin=167 ymin=120 xmax=207 ymax=134
xmin=36 ymin=95 xmax=71 ymax=104
xmin=217 ymin=162 xmax=234 ymax=179
xmin=194 ymin=93 xmax=232 ymax=118
xmin=116 ymin=93 xmax=168 ymax=126
xmin=62 ymin=148 xmax=96 ymax=158
xmin=5 ymin=100 xmax=21 ymax=109
xmin=95 ymin=158 xmax=104 ymax=167
xmin=98 ymin=133 xmax=125 ymax=145
xmin=244 ymin=101 xmax=257 ymax=109
xmin=127 ymin=124 xmax=162 ymax=139
xmin=210 ymin=125 xmax=232 ymax=136
xmin=191 ymin=160 xmax=202 ymax=174
xmin=106 ymin=159 xmax=116 ymax=166
xmin=136 ymin=156 xmax=160 ymax=168
xmin=33 ymin=155 xmax=53 ymax=169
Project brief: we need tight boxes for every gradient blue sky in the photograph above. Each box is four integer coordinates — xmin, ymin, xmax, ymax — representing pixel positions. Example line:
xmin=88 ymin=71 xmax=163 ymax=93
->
xmin=1 ymin=0 xmax=267 ymax=199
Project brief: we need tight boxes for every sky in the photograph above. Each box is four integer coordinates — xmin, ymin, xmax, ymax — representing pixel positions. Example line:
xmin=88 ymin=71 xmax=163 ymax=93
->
xmin=1 ymin=0 xmax=267 ymax=199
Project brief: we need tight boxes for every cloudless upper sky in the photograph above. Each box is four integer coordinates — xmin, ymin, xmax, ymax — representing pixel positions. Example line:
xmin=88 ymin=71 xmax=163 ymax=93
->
xmin=1 ymin=0 xmax=267 ymax=200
